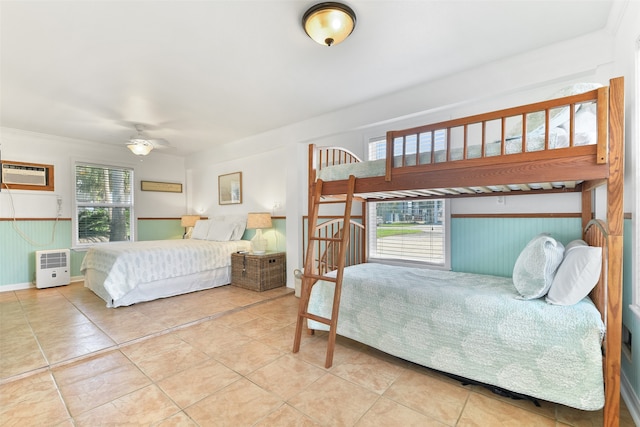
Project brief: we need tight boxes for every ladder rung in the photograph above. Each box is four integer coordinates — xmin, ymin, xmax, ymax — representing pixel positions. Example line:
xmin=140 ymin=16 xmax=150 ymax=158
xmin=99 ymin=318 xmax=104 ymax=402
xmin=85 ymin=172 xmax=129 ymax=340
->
xmin=304 ymin=273 xmax=337 ymax=282
xmin=301 ymin=312 xmax=331 ymax=325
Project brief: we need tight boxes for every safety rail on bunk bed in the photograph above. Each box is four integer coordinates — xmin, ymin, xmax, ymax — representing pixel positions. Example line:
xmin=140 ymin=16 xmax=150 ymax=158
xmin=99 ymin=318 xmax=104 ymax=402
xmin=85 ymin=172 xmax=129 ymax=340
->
xmin=311 ymin=85 xmax=611 ymax=200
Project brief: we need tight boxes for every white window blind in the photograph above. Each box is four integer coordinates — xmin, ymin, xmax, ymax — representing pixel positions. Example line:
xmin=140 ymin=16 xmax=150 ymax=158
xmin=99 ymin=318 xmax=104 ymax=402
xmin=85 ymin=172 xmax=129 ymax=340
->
xmin=74 ymin=163 xmax=134 ymax=246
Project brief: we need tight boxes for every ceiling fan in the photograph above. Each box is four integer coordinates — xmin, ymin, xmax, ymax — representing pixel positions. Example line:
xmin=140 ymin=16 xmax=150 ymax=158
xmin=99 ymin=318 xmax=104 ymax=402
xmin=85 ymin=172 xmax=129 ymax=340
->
xmin=126 ymin=124 xmax=171 ymax=156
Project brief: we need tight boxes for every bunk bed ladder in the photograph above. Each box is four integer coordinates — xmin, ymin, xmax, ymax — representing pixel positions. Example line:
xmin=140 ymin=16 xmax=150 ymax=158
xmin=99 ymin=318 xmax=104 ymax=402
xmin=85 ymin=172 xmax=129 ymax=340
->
xmin=293 ymin=175 xmax=356 ymax=368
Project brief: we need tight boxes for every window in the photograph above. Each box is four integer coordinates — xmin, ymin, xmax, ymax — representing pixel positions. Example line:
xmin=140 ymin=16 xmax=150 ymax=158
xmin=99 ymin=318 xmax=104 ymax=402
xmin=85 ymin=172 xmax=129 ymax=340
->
xmin=366 ymin=137 xmax=450 ymax=268
xmin=74 ymin=163 xmax=134 ymax=247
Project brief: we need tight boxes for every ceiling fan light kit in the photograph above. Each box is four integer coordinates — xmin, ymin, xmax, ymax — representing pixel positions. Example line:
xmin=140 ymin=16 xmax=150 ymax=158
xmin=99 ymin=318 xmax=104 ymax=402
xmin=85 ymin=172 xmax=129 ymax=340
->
xmin=127 ymin=141 xmax=153 ymax=156
xmin=125 ymin=124 xmax=170 ymax=156
xmin=303 ymin=2 xmax=356 ymax=47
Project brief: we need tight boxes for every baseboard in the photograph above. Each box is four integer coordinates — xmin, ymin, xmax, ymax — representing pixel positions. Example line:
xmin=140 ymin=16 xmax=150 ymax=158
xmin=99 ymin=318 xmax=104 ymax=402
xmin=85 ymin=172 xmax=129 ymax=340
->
xmin=621 ymin=370 xmax=640 ymax=426
xmin=0 ymin=276 xmax=83 ymax=292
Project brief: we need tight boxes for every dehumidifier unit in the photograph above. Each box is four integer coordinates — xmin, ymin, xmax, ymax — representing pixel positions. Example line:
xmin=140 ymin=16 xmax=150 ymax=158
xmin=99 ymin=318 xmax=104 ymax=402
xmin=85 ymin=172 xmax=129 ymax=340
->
xmin=35 ymin=249 xmax=70 ymax=288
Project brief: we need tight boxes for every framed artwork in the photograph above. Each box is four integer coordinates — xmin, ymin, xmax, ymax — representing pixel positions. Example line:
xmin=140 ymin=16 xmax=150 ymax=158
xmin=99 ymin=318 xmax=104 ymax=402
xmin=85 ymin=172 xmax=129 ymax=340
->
xmin=141 ymin=180 xmax=182 ymax=193
xmin=218 ymin=172 xmax=242 ymax=205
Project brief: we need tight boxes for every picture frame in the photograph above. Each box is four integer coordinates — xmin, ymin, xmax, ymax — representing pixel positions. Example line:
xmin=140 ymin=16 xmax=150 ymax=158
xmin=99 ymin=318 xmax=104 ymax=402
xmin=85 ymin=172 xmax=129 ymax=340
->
xmin=218 ymin=172 xmax=242 ymax=205
xmin=140 ymin=180 xmax=183 ymax=193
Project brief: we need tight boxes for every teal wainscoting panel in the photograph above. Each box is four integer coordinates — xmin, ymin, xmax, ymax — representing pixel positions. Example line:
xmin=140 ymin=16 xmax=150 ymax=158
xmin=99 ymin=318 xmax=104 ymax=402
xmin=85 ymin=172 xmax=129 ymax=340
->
xmin=451 ymin=217 xmax=583 ymax=277
xmin=242 ymin=217 xmax=286 ymax=253
xmin=137 ymin=219 xmax=183 ymax=241
xmin=0 ymin=220 xmax=72 ymax=287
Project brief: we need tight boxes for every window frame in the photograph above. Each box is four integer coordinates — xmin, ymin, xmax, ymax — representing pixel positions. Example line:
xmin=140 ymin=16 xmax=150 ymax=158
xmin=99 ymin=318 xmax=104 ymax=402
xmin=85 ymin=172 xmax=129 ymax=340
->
xmin=365 ymin=137 xmax=452 ymax=269
xmin=73 ymin=161 xmax=135 ymax=249
xmin=631 ymin=36 xmax=640 ymax=319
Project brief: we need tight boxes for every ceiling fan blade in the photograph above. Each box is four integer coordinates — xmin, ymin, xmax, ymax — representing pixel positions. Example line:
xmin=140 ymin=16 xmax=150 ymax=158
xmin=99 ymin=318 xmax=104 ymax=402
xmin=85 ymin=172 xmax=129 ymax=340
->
xmin=147 ymin=138 xmax=170 ymax=148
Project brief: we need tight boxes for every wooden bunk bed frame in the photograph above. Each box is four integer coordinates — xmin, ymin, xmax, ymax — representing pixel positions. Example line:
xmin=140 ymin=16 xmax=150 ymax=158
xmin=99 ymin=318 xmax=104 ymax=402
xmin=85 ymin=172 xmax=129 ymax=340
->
xmin=293 ymin=77 xmax=624 ymax=426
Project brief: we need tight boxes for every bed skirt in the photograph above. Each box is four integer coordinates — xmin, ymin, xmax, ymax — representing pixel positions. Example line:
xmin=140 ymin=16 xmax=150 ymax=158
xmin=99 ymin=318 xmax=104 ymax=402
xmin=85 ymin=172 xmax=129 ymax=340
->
xmin=84 ymin=266 xmax=232 ymax=307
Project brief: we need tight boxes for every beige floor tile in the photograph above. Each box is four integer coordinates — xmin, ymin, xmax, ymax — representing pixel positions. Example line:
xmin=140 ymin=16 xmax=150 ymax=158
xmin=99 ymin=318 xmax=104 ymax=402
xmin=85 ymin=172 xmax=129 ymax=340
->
xmin=556 ymin=398 xmax=637 ymax=427
xmin=355 ymin=397 xmax=449 ymax=427
xmin=472 ymin=382 xmax=557 ymax=419
xmin=253 ymin=403 xmax=323 ymax=426
xmin=36 ymin=321 xmax=115 ymax=364
xmin=383 ymin=369 xmax=469 ymax=425
xmin=292 ymin=334 xmax=362 ymax=369
xmin=213 ymin=308 xmax=262 ymax=328
xmin=248 ymin=353 xmax=326 ymax=400
xmin=0 ymin=334 xmax=47 ymax=379
xmin=121 ymin=333 xmax=210 ymax=381
xmin=90 ymin=310 xmax=169 ymax=344
xmin=73 ymin=384 xmax=180 ymax=426
xmin=230 ymin=314 xmax=287 ymax=339
xmin=288 ymin=373 xmax=379 ymax=426
xmin=157 ymin=358 xmax=241 ymax=408
xmin=457 ymin=392 xmax=556 ymax=426
xmin=177 ymin=320 xmax=253 ymax=357
xmin=331 ymin=350 xmax=406 ymax=394
xmin=256 ymin=322 xmax=319 ymax=352
xmin=0 ymin=371 xmax=70 ymax=426
xmin=53 ymin=351 xmax=150 ymax=416
xmin=185 ymin=378 xmax=282 ymax=426
xmin=153 ymin=411 xmax=199 ymax=426
xmin=213 ymin=339 xmax=283 ymax=375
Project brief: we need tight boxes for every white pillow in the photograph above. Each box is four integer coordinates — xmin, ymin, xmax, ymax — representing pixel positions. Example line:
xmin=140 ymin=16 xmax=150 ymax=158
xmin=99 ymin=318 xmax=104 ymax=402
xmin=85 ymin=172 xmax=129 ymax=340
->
xmin=512 ymin=234 xmax=564 ymax=300
xmin=206 ymin=220 xmax=234 ymax=241
xmin=546 ymin=241 xmax=602 ymax=306
xmin=228 ymin=220 xmax=246 ymax=240
xmin=191 ymin=220 xmax=211 ymax=240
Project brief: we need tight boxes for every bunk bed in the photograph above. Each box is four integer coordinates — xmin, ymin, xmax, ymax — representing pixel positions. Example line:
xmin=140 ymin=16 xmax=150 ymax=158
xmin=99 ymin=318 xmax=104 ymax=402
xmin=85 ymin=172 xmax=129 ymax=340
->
xmin=293 ymin=77 xmax=624 ymax=426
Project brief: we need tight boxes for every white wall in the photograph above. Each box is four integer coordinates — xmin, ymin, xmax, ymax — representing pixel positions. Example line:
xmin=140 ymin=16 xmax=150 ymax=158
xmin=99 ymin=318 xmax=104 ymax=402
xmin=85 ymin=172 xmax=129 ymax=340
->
xmin=0 ymin=127 xmax=188 ymax=228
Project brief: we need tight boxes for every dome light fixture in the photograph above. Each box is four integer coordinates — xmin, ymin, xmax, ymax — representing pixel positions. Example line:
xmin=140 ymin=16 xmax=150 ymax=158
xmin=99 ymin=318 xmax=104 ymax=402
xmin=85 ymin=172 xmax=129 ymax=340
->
xmin=302 ymin=2 xmax=356 ymax=47
xmin=127 ymin=140 xmax=153 ymax=156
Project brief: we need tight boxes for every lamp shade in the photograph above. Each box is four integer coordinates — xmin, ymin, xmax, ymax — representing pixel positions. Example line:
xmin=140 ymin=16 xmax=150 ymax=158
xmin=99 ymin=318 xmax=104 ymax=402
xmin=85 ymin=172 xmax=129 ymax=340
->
xmin=127 ymin=142 xmax=153 ymax=156
xmin=181 ymin=215 xmax=200 ymax=227
xmin=247 ymin=212 xmax=272 ymax=229
xmin=303 ymin=2 xmax=356 ymax=47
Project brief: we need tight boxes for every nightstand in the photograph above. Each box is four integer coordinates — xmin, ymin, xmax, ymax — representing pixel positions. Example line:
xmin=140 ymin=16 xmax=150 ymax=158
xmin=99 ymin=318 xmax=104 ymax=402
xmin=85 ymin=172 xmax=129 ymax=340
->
xmin=231 ymin=252 xmax=286 ymax=291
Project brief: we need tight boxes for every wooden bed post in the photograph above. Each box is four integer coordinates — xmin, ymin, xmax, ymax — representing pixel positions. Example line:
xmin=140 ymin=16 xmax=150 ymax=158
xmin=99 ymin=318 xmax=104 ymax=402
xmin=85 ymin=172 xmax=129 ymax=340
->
xmin=603 ymin=76 xmax=624 ymax=427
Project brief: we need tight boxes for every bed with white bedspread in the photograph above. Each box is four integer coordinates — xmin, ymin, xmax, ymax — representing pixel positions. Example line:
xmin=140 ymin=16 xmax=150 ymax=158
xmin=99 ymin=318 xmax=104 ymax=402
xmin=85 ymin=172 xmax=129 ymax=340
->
xmin=82 ymin=217 xmax=250 ymax=307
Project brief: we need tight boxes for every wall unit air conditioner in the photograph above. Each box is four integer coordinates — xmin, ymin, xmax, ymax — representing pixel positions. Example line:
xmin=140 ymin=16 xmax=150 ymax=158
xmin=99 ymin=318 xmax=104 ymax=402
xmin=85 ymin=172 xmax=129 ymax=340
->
xmin=35 ymin=249 xmax=70 ymax=289
xmin=2 ymin=163 xmax=47 ymax=186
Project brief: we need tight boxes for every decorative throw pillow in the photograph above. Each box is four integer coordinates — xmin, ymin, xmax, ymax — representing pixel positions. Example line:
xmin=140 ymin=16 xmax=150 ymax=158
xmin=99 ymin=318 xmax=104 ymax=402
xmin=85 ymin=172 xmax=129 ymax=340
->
xmin=512 ymin=234 xmax=564 ymax=299
xmin=206 ymin=220 xmax=234 ymax=241
xmin=546 ymin=240 xmax=602 ymax=306
xmin=191 ymin=220 xmax=210 ymax=240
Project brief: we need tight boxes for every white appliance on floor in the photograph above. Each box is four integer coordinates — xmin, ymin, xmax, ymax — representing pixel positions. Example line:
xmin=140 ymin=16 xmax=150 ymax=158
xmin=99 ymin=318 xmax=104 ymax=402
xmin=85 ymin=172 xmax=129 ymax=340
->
xmin=35 ymin=249 xmax=70 ymax=288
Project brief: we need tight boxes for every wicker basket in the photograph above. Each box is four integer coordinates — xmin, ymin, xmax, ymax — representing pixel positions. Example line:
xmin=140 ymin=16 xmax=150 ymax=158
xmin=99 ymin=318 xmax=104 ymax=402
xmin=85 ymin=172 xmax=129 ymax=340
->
xmin=231 ymin=252 xmax=286 ymax=291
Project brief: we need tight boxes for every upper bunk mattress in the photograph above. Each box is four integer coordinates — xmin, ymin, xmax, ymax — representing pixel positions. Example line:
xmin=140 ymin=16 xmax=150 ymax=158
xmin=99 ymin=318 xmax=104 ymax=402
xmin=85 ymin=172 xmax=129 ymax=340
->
xmin=306 ymin=263 xmax=605 ymax=410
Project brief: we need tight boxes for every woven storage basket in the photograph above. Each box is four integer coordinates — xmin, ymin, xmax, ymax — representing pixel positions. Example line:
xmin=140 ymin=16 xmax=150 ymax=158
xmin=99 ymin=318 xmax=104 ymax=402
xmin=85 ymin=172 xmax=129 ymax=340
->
xmin=231 ymin=252 xmax=286 ymax=291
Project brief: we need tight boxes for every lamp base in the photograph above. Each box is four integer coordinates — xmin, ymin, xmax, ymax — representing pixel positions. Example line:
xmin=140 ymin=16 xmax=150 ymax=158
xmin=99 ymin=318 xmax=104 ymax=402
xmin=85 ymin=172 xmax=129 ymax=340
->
xmin=251 ymin=229 xmax=267 ymax=254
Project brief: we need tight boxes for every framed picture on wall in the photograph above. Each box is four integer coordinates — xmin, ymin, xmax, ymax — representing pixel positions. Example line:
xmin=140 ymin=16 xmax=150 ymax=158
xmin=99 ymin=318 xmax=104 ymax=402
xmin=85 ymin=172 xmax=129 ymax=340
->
xmin=218 ymin=172 xmax=242 ymax=205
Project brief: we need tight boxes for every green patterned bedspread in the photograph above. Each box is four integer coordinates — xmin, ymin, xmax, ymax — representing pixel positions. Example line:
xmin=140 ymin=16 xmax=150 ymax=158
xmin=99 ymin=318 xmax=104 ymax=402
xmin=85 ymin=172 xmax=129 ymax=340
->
xmin=307 ymin=263 xmax=605 ymax=410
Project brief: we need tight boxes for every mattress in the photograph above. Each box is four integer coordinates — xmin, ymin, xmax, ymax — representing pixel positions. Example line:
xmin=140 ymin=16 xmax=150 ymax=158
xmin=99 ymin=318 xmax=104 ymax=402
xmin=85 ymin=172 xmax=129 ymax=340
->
xmin=81 ymin=239 xmax=251 ymax=307
xmin=306 ymin=263 xmax=605 ymax=410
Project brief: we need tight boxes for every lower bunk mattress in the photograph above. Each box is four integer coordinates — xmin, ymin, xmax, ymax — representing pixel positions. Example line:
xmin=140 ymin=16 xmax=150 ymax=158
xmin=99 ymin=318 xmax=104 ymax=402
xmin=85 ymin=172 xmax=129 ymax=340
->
xmin=306 ymin=263 xmax=605 ymax=411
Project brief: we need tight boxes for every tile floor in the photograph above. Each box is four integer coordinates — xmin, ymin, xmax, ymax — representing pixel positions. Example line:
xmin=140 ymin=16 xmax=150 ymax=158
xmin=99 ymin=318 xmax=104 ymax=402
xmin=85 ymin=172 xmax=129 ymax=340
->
xmin=0 ymin=282 xmax=635 ymax=426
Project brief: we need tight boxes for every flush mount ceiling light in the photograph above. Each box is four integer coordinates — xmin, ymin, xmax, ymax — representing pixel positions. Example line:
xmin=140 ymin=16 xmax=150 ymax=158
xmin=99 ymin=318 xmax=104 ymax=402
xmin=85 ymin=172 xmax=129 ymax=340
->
xmin=302 ymin=2 xmax=356 ymax=47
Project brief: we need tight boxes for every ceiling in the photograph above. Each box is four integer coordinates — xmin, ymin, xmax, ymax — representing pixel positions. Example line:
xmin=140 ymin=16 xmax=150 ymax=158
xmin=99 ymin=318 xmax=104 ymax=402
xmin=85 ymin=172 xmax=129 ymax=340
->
xmin=0 ymin=1 xmax=617 ymax=157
